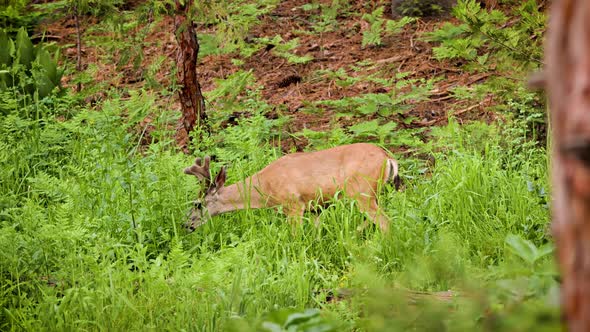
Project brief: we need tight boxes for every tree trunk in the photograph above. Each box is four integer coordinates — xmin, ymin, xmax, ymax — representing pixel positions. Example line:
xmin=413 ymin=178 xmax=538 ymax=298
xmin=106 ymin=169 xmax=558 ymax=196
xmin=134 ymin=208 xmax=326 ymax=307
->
xmin=74 ymin=2 xmax=82 ymax=92
xmin=482 ymin=0 xmax=497 ymax=9
xmin=174 ymin=0 xmax=206 ymax=147
xmin=546 ymin=0 xmax=590 ymax=330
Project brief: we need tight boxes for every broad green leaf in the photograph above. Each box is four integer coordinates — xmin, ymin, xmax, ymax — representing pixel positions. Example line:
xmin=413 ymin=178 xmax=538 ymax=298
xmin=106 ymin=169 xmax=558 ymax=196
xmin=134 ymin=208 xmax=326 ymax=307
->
xmin=261 ymin=322 xmax=283 ymax=332
xmin=284 ymin=308 xmax=320 ymax=328
xmin=35 ymin=48 xmax=58 ymax=85
xmin=32 ymin=71 xmax=55 ymax=98
xmin=0 ymin=30 xmax=12 ymax=66
xmin=15 ymin=27 xmax=34 ymax=69
xmin=505 ymin=233 xmax=538 ymax=265
xmin=536 ymin=243 xmax=555 ymax=261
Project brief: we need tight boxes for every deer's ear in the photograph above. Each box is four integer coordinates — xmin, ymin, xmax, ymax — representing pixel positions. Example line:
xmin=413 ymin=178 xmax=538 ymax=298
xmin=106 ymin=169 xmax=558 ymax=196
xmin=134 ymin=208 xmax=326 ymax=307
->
xmin=213 ymin=166 xmax=226 ymax=191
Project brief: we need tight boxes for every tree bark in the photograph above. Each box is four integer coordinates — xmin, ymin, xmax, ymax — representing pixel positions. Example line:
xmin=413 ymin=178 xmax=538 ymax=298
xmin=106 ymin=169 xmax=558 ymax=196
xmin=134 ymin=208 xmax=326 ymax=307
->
xmin=483 ymin=0 xmax=497 ymax=9
xmin=174 ymin=0 xmax=206 ymax=146
xmin=546 ymin=0 xmax=590 ymax=330
xmin=74 ymin=2 xmax=82 ymax=92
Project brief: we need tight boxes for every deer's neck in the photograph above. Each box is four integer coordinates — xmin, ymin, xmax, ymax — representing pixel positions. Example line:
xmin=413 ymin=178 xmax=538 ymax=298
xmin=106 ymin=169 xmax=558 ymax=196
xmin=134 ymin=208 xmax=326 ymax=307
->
xmin=210 ymin=176 xmax=266 ymax=216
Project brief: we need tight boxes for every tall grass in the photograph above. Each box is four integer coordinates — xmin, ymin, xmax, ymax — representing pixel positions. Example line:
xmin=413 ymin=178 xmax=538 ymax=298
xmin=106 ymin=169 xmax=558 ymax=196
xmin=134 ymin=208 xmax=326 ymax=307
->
xmin=0 ymin=90 xmax=557 ymax=331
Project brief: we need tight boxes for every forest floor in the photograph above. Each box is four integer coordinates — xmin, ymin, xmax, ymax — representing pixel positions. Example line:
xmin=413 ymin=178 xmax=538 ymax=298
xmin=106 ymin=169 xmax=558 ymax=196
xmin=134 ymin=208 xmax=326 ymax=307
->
xmin=39 ymin=0 xmax=498 ymax=151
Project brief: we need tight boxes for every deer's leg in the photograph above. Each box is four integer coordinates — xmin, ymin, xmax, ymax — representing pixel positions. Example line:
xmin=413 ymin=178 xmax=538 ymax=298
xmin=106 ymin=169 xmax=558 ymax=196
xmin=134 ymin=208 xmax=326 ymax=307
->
xmin=345 ymin=180 xmax=390 ymax=232
xmin=357 ymin=195 xmax=390 ymax=232
xmin=312 ymin=214 xmax=321 ymax=227
xmin=284 ymin=201 xmax=306 ymax=226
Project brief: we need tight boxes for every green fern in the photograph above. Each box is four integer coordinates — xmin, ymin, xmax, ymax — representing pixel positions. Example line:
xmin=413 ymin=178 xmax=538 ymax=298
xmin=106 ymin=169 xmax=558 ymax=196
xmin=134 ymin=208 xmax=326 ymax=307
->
xmin=256 ymin=35 xmax=314 ymax=64
xmin=362 ymin=7 xmax=385 ymax=48
xmin=362 ymin=7 xmax=414 ymax=48
xmin=349 ymin=120 xmax=397 ymax=144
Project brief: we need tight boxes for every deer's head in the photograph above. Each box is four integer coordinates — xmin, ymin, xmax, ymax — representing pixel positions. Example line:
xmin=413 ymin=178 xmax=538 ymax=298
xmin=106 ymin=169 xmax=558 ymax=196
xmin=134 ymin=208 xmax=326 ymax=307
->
xmin=184 ymin=156 xmax=226 ymax=232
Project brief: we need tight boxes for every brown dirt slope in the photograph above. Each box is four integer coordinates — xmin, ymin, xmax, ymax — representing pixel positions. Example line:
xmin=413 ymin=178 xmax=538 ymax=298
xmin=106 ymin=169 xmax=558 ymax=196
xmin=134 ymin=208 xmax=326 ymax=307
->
xmin=40 ymin=0 xmax=498 ymax=150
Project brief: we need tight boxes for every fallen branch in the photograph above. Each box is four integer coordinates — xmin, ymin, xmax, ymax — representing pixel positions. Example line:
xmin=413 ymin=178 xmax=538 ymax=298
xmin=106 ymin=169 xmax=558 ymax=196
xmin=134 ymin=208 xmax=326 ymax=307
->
xmin=374 ymin=54 xmax=413 ymax=65
xmin=454 ymin=101 xmax=486 ymax=116
xmin=427 ymin=94 xmax=456 ymax=103
xmin=465 ymin=72 xmax=492 ymax=86
xmin=406 ymin=290 xmax=457 ymax=304
xmin=427 ymin=73 xmax=492 ymax=100
xmin=426 ymin=63 xmax=464 ymax=73
xmin=321 ymin=287 xmax=461 ymax=304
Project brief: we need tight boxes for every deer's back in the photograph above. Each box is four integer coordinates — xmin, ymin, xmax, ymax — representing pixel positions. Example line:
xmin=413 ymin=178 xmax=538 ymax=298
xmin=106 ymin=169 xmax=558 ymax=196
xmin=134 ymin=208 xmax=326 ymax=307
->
xmin=254 ymin=143 xmax=390 ymax=203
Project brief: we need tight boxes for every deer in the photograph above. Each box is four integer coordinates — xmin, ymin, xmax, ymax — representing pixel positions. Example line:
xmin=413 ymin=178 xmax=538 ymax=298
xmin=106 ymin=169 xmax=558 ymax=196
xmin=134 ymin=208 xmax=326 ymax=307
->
xmin=183 ymin=143 xmax=401 ymax=232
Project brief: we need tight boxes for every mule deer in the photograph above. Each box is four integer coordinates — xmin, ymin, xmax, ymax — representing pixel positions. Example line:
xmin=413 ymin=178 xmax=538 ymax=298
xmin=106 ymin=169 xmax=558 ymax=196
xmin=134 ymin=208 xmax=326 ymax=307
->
xmin=184 ymin=143 xmax=400 ymax=231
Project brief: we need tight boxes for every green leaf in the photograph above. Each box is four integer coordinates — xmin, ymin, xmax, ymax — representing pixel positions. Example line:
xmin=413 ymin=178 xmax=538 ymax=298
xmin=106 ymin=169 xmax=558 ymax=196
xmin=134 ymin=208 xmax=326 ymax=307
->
xmin=284 ymin=309 xmax=320 ymax=328
xmin=369 ymin=93 xmax=393 ymax=105
xmin=362 ymin=23 xmax=382 ymax=48
xmin=357 ymin=100 xmax=377 ymax=115
xmin=0 ymin=30 xmax=12 ymax=66
xmin=422 ymin=23 xmax=469 ymax=42
xmin=361 ymin=6 xmax=384 ymax=24
xmin=35 ymin=48 xmax=58 ymax=84
xmin=15 ymin=27 xmax=34 ymax=69
xmin=32 ymin=70 xmax=55 ymax=98
xmin=301 ymin=3 xmax=320 ymax=11
xmin=377 ymin=121 xmax=398 ymax=139
xmin=0 ymin=68 xmax=10 ymax=90
xmin=361 ymin=7 xmax=385 ymax=48
xmin=385 ymin=16 xmax=415 ymax=35
xmin=349 ymin=120 xmax=379 ymax=136
xmin=477 ymin=53 xmax=489 ymax=65
xmin=505 ymin=234 xmax=538 ymax=265
xmin=536 ymin=243 xmax=555 ymax=261
xmin=261 ymin=322 xmax=283 ymax=332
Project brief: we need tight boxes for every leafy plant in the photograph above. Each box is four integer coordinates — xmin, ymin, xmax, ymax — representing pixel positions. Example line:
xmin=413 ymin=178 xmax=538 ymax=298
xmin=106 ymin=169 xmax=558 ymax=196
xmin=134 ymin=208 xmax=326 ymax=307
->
xmin=423 ymin=0 xmax=547 ymax=144
xmin=0 ymin=0 xmax=45 ymax=33
xmin=0 ymin=28 xmax=63 ymax=103
xmin=196 ymin=0 xmax=279 ymax=55
xmin=316 ymin=76 xmax=435 ymax=120
xmin=505 ymin=234 xmax=553 ymax=267
xmin=261 ymin=308 xmax=336 ymax=332
xmin=348 ymin=119 xmax=397 ymax=144
xmin=299 ymin=127 xmax=352 ymax=150
xmin=300 ymin=0 xmax=346 ymax=34
xmin=392 ymin=0 xmax=451 ymax=17
xmin=426 ymin=0 xmax=544 ymax=68
xmin=361 ymin=7 xmax=414 ymax=48
xmin=257 ymin=35 xmax=314 ymax=64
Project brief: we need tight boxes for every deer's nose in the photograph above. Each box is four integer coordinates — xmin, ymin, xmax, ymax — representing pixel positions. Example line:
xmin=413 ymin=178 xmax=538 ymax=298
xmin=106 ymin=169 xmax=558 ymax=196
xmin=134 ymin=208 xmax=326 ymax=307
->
xmin=185 ymin=221 xmax=196 ymax=232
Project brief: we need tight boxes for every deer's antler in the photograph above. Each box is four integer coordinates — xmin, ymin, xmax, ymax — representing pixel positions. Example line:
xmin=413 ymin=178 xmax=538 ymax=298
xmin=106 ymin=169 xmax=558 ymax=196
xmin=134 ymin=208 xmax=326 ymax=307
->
xmin=184 ymin=156 xmax=211 ymax=187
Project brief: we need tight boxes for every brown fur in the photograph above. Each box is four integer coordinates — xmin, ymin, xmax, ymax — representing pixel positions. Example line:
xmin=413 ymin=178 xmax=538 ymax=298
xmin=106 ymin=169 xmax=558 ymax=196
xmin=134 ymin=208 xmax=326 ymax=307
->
xmin=185 ymin=143 xmax=400 ymax=231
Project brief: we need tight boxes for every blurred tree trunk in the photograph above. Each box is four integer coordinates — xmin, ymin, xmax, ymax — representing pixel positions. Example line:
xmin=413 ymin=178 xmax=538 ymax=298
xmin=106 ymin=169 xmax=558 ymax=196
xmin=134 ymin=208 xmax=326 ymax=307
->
xmin=174 ymin=0 xmax=206 ymax=148
xmin=546 ymin=0 xmax=590 ymax=330
xmin=72 ymin=1 xmax=82 ymax=92
xmin=482 ymin=0 xmax=497 ymax=9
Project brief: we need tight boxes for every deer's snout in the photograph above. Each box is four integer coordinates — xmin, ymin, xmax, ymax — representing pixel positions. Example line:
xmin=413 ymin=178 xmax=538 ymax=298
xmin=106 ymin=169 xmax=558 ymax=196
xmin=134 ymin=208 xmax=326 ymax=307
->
xmin=185 ymin=206 xmax=208 ymax=232
xmin=185 ymin=211 xmax=205 ymax=232
xmin=185 ymin=219 xmax=196 ymax=232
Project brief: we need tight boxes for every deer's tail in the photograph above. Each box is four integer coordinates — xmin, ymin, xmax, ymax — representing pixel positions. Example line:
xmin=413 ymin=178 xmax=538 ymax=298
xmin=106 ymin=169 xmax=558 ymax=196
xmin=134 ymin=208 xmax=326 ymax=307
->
xmin=385 ymin=159 xmax=401 ymax=190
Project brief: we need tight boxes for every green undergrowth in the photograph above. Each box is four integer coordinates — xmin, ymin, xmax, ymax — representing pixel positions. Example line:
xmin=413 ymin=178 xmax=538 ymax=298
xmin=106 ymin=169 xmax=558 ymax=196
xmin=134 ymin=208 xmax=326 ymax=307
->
xmin=0 ymin=88 xmax=556 ymax=330
xmin=0 ymin=0 xmax=557 ymax=330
